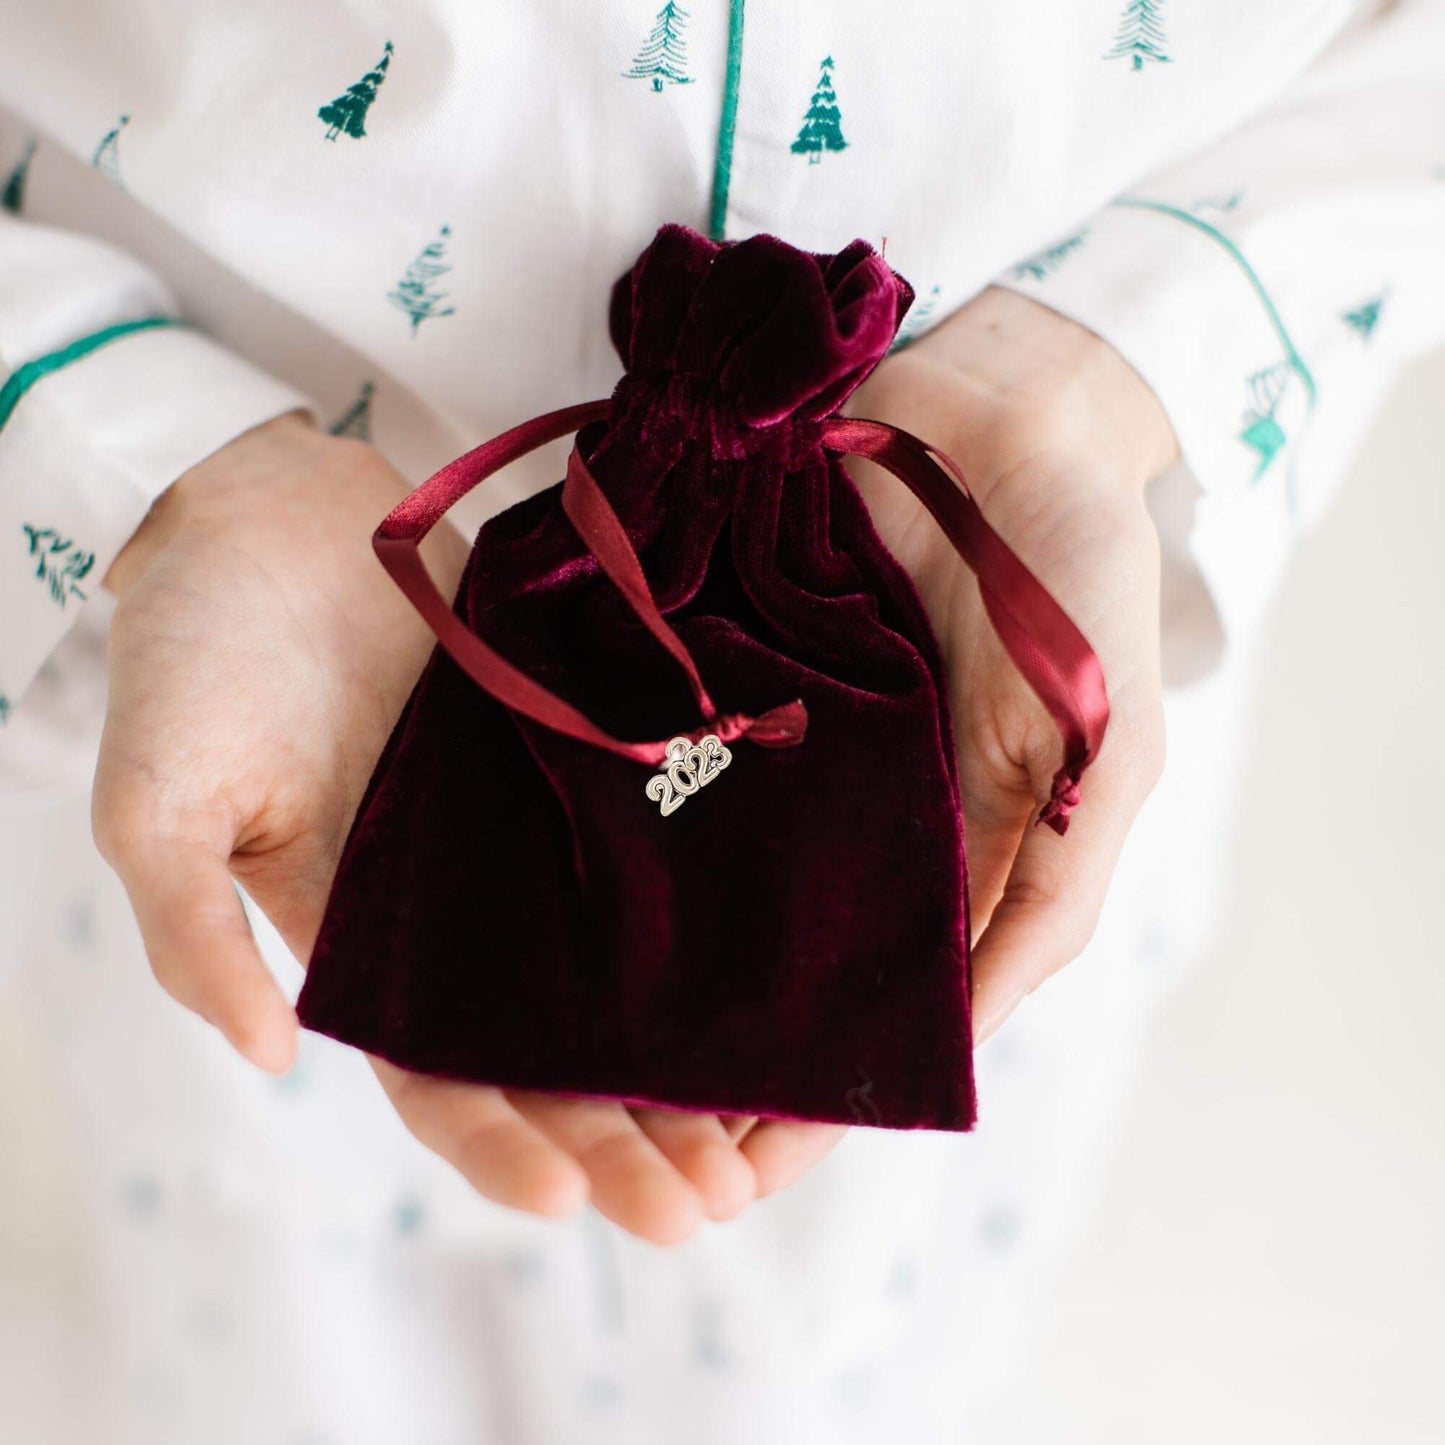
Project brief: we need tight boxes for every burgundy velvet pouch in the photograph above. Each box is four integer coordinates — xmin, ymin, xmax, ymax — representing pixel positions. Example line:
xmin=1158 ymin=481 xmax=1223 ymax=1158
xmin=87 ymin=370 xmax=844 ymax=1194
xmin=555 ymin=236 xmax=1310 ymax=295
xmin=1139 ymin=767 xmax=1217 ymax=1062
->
xmin=296 ymin=223 xmax=1108 ymax=1131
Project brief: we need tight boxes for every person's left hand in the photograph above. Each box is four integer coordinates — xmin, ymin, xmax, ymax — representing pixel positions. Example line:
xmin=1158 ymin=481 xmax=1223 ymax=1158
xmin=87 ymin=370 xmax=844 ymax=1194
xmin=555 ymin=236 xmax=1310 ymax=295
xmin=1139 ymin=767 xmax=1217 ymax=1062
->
xmin=715 ymin=287 xmax=1178 ymax=1185
xmin=846 ymin=285 xmax=1176 ymax=1044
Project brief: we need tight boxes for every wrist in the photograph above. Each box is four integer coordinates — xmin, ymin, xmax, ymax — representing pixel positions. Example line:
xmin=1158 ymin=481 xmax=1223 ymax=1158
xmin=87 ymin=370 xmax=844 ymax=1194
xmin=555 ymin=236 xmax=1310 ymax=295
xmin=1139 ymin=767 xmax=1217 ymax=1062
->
xmin=104 ymin=409 xmax=322 ymax=598
xmin=863 ymin=286 xmax=1179 ymax=498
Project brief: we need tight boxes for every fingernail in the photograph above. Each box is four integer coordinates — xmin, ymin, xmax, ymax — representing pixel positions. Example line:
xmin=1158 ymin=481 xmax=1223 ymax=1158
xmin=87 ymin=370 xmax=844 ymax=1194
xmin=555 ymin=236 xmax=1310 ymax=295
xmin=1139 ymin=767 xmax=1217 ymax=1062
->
xmin=240 ymin=1020 xmax=299 ymax=1076
xmin=699 ymin=1143 xmax=756 ymax=1222
xmin=973 ymin=989 xmax=1025 ymax=1047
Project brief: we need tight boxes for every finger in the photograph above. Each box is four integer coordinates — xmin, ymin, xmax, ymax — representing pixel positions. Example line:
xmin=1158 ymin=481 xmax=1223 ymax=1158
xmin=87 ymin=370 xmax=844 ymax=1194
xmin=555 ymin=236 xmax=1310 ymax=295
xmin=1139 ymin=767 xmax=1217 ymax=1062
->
xmin=101 ymin=833 xmax=298 ymax=1074
xmin=229 ymin=836 xmax=340 ymax=970
xmin=969 ymin=744 xmax=1159 ymax=1046
xmin=741 ymin=1121 xmax=850 ymax=1198
xmin=510 ymin=1092 xmax=705 ymax=1245
xmin=629 ymin=1108 xmax=756 ymax=1222
xmin=373 ymin=1059 xmax=588 ymax=1218
xmin=954 ymin=735 xmax=1036 ymax=944
xmin=721 ymin=1114 xmax=759 ymax=1144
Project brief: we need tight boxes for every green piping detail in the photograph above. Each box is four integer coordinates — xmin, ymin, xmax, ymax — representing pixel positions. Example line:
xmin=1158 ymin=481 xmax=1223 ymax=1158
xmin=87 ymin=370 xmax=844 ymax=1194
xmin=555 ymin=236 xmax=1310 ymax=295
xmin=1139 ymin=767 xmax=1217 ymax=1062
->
xmin=708 ymin=0 xmax=746 ymax=242
xmin=1112 ymin=197 xmax=1316 ymax=406
xmin=0 ymin=315 xmax=183 ymax=434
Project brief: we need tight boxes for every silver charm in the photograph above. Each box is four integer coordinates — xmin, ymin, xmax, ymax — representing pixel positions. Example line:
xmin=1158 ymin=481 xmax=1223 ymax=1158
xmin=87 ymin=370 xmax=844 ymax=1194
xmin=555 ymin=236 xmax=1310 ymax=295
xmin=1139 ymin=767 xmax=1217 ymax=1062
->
xmin=645 ymin=734 xmax=732 ymax=817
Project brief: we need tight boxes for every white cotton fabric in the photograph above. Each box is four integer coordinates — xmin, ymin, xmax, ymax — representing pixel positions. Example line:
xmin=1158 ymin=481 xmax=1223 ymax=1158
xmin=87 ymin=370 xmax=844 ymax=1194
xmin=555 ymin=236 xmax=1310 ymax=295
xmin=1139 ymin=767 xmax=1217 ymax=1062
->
xmin=0 ymin=2 xmax=1441 ymax=1439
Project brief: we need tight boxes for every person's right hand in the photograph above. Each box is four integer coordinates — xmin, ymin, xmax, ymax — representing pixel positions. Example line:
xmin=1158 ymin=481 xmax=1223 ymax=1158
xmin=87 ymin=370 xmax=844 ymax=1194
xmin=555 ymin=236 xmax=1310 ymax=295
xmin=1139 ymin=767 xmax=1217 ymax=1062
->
xmin=94 ymin=411 xmax=761 ymax=1244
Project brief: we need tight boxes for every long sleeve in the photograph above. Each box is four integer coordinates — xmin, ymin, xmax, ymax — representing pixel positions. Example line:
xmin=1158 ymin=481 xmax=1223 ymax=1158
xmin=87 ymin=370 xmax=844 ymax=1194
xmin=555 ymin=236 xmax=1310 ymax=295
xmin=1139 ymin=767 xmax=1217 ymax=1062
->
xmin=0 ymin=208 xmax=313 ymax=724
xmin=993 ymin=0 xmax=1445 ymax=634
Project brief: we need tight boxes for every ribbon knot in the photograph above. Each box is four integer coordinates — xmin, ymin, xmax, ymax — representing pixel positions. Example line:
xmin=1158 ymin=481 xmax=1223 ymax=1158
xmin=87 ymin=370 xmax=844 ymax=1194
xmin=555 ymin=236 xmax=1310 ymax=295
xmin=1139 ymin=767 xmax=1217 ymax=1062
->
xmin=704 ymin=700 xmax=809 ymax=752
xmin=1037 ymin=769 xmax=1083 ymax=835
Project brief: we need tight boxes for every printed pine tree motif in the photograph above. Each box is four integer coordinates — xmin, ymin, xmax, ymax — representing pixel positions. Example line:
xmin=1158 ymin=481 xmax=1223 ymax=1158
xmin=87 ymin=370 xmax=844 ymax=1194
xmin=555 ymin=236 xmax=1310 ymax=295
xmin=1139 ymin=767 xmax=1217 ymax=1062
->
xmin=0 ymin=694 xmax=9 ymax=726
xmin=388 ymin=226 xmax=456 ymax=335
xmin=1342 ymin=294 xmax=1386 ymax=341
xmin=22 ymin=524 xmax=95 ymax=607
xmin=328 ymin=381 xmax=375 ymax=441
xmin=1105 ymin=0 xmax=1171 ymax=71
xmin=2 ymin=139 xmax=36 ymax=214
xmin=92 ymin=115 xmax=129 ymax=186
xmin=622 ymin=2 xmax=694 ymax=91
xmin=1239 ymin=363 xmax=1292 ymax=480
xmin=889 ymin=284 xmax=941 ymax=354
xmin=791 ymin=56 xmax=848 ymax=164
xmin=1012 ymin=231 xmax=1087 ymax=281
xmin=318 ymin=40 xmax=393 ymax=141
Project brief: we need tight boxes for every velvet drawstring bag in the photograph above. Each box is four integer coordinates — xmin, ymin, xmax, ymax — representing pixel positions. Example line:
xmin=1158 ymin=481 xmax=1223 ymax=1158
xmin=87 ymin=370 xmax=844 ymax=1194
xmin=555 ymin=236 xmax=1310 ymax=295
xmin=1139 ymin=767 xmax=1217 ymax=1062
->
xmin=296 ymin=222 xmax=1108 ymax=1131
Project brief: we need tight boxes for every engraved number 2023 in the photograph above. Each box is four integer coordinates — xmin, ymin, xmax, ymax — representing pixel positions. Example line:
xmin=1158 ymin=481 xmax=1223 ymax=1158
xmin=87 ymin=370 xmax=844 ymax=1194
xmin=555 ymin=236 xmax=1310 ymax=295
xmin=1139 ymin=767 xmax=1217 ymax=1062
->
xmin=645 ymin=734 xmax=732 ymax=817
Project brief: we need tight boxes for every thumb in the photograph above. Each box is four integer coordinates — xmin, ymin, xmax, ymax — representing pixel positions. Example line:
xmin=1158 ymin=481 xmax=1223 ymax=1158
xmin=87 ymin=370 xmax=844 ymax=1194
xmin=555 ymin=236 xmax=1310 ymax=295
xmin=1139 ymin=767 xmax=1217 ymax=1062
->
xmin=968 ymin=745 xmax=1157 ymax=1046
xmin=95 ymin=824 xmax=298 ymax=1074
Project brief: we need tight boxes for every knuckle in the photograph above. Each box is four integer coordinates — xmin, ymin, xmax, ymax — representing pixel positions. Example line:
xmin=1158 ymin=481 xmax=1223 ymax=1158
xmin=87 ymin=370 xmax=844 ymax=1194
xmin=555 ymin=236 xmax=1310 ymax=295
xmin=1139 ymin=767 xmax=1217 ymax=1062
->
xmin=91 ymin=768 xmax=174 ymax=863
xmin=997 ymin=875 xmax=1056 ymax=915
xmin=90 ymin=792 xmax=145 ymax=866
xmin=90 ymin=768 xmax=126 ymax=853
xmin=992 ymin=883 xmax=1100 ymax=967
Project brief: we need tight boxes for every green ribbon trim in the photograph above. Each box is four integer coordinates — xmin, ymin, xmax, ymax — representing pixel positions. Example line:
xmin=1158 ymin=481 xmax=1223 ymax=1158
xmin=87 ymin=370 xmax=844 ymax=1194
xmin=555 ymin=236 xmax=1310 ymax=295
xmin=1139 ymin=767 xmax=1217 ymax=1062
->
xmin=1111 ymin=197 xmax=1317 ymax=406
xmin=0 ymin=315 xmax=183 ymax=435
xmin=708 ymin=0 xmax=746 ymax=243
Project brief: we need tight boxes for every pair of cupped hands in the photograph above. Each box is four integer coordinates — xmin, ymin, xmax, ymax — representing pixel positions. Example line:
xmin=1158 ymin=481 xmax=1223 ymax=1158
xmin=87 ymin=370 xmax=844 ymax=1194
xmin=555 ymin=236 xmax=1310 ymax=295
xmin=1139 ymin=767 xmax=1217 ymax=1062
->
xmin=95 ymin=288 xmax=1175 ymax=1244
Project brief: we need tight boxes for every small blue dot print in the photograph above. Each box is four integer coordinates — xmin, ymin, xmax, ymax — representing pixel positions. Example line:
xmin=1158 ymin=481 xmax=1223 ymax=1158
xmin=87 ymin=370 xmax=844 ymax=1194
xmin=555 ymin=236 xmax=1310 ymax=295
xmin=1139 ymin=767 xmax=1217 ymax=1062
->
xmin=834 ymin=1365 xmax=876 ymax=1408
xmin=118 ymin=1174 xmax=163 ymax=1221
xmin=885 ymin=1255 xmax=918 ymax=1300
xmin=577 ymin=1375 xmax=623 ymax=1410
xmin=503 ymin=1249 xmax=545 ymax=1286
xmin=185 ymin=1296 xmax=237 ymax=1350
xmin=61 ymin=896 xmax=95 ymax=954
xmin=691 ymin=1298 xmax=732 ymax=1370
xmin=978 ymin=1202 xmax=1024 ymax=1252
xmin=393 ymin=1194 xmax=426 ymax=1237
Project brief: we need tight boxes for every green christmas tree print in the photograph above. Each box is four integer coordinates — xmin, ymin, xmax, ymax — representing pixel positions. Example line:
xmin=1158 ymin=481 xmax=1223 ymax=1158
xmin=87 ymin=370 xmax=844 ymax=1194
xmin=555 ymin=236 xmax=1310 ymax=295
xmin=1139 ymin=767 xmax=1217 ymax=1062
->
xmin=0 ymin=694 xmax=10 ymax=725
xmin=1105 ymin=0 xmax=1171 ymax=71
xmin=318 ymin=40 xmax=393 ymax=141
xmin=1192 ymin=192 xmax=1242 ymax=214
xmin=2 ymin=139 xmax=36 ymax=214
xmin=791 ymin=56 xmax=848 ymax=164
xmin=328 ymin=381 xmax=375 ymax=441
xmin=22 ymin=524 xmax=95 ymax=607
xmin=623 ymin=2 xmax=694 ymax=91
xmin=1012 ymin=231 xmax=1087 ymax=281
xmin=1342 ymin=294 xmax=1385 ymax=341
xmin=92 ymin=115 xmax=129 ymax=186
xmin=890 ymin=284 xmax=941 ymax=353
xmin=1239 ymin=363 xmax=1292 ymax=480
xmin=388 ymin=226 xmax=456 ymax=335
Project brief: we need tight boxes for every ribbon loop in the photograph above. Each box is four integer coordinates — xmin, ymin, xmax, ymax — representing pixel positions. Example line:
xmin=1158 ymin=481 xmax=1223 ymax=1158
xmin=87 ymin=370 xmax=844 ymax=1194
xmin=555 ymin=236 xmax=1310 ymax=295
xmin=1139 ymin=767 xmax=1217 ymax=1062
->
xmin=374 ymin=401 xmax=1108 ymax=826
xmin=820 ymin=416 xmax=1109 ymax=833
xmin=374 ymin=399 xmax=805 ymax=767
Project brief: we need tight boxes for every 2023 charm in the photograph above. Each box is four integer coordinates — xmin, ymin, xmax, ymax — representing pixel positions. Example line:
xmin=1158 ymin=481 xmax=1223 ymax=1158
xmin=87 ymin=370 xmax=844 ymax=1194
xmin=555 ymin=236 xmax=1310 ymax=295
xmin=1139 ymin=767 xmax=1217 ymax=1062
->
xmin=645 ymin=734 xmax=732 ymax=817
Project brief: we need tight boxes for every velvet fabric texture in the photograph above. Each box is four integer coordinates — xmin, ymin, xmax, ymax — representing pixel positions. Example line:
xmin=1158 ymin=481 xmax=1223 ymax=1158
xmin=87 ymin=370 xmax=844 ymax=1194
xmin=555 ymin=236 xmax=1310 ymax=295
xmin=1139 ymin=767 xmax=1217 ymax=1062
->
xmin=298 ymin=223 xmax=979 ymax=1130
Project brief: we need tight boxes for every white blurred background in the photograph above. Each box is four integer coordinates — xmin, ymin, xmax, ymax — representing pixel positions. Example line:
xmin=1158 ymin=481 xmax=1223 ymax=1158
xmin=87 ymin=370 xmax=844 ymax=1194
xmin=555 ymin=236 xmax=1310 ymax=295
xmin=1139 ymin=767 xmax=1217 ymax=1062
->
xmin=1 ymin=351 xmax=1442 ymax=1442
xmin=993 ymin=347 xmax=1445 ymax=1443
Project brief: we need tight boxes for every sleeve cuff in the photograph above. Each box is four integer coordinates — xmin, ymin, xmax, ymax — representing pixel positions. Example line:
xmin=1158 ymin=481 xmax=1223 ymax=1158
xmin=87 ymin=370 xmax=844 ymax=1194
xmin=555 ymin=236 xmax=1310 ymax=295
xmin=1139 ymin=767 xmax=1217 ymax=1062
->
xmin=992 ymin=202 xmax=1332 ymax=648
xmin=993 ymin=203 xmax=1310 ymax=515
xmin=0 ymin=318 xmax=313 ymax=714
